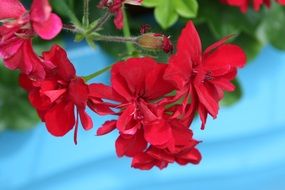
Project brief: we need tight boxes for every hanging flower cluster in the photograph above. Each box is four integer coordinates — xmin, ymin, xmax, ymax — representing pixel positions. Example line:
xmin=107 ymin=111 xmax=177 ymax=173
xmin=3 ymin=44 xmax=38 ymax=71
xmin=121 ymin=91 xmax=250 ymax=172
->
xmin=220 ymin=0 xmax=285 ymax=12
xmin=1 ymin=0 xmax=247 ymax=170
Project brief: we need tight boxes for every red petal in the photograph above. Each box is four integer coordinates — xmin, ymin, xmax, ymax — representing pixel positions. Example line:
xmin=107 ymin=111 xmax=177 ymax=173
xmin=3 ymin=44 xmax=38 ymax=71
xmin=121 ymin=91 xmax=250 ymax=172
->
xmin=32 ymin=13 xmax=62 ymax=40
xmin=203 ymin=35 xmax=234 ymax=56
xmin=195 ymin=84 xmax=219 ymax=118
xmin=68 ymin=78 xmax=89 ymax=107
xmin=176 ymin=21 xmax=202 ymax=65
xmin=44 ymin=102 xmax=75 ymax=136
xmin=131 ymin=152 xmax=156 ymax=170
xmin=96 ymin=120 xmax=117 ymax=136
xmin=116 ymin=104 xmax=136 ymax=134
xmin=114 ymin=9 xmax=123 ymax=29
xmin=198 ymin=104 xmax=208 ymax=130
xmin=89 ymin=83 xmax=122 ymax=101
xmin=78 ymin=108 xmax=93 ymax=131
xmin=0 ymin=0 xmax=26 ymax=19
xmin=144 ymin=120 xmax=172 ymax=146
xmin=0 ymin=37 xmax=23 ymax=59
xmin=204 ymin=44 xmax=246 ymax=69
xmin=30 ymin=0 xmax=52 ymax=22
xmin=43 ymin=45 xmax=75 ymax=80
xmin=176 ymin=148 xmax=202 ymax=165
xmin=164 ymin=54 xmax=192 ymax=90
xmin=211 ymin=78 xmax=235 ymax=91
xmin=115 ymin=131 xmax=147 ymax=157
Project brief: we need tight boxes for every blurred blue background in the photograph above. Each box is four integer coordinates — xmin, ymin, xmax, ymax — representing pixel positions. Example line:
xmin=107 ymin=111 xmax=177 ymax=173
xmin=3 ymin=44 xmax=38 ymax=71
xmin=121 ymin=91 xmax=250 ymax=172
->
xmin=1 ymin=44 xmax=285 ymax=190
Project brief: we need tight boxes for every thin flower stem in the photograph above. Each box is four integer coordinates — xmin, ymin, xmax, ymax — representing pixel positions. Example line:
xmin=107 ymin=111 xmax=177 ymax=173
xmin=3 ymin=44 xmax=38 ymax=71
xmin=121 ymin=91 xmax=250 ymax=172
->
xmin=86 ymin=12 xmax=112 ymax=35
xmin=122 ymin=7 xmax=135 ymax=54
xmin=83 ymin=65 xmax=113 ymax=82
xmin=83 ymin=0 xmax=90 ymax=27
xmin=93 ymin=35 xmax=138 ymax=44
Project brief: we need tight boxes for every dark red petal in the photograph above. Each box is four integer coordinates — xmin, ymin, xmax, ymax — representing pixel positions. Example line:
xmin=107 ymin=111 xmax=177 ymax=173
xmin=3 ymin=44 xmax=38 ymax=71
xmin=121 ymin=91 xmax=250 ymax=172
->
xmin=131 ymin=152 xmax=156 ymax=170
xmin=195 ymin=84 xmax=219 ymax=118
xmin=147 ymin=147 xmax=175 ymax=163
xmin=204 ymin=44 xmax=246 ymax=69
xmin=0 ymin=0 xmax=26 ymax=19
xmin=96 ymin=120 xmax=117 ymax=136
xmin=19 ymin=74 xmax=34 ymax=91
xmin=114 ymin=9 xmax=124 ymax=29
xmin=89 ymin=83 xmax=122 ymax=101
xmin=164 ymin=54 xmax=192 ymax=90
xmin=0 ymin=37 xmax=23 ymax=59
xmin=176 ymin=148 xmax=202 ymax=165
xmin=144 ymin=120 xmax=172 ymax=146
xmin=277 ymin=0 xmax=285 ymax=5
xmin=115 ymin=131 xmax=147 ymax=157
xmin=68 ymin=78 xmax=89 ymax=107
xmin=198 ymin=104 xmax=208 ymax=130
xmin=30 ymin=0 xmax=52 ymax=22
xmin=32 ymin=13 xmax=62 ymax=40
xmin=203 ymin=35 xmax=234 ymax=56
xmin=78 ymin=108 xmax=93 ymax=131
xmin=116 ymin=104 xmax=136 ymax=134
xmin=43 ymin=45 xmax=76 ymax=80
xmin=112 ymin=58 xmax=154 ymax=97
xmin=145 ymin=63 xmax=174 ymax=100
xmin=44 ymin=102 xmax=75 ymax=137
xmin=211 ymin=78 xmax=235 ymax=91
xmin=43 ymin=89 xmax=66 ymax=103
xmin=176 ymin=21 xmax=202 ymax=65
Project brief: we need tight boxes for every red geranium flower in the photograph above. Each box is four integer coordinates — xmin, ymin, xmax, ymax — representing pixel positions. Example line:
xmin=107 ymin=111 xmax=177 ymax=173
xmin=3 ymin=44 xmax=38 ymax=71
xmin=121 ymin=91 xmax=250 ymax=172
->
xmin=0 ymin=0 xmax=62 ymax=79
xmin=98 ymin=0 xmax=143 ymax=29
xmin=89 ymin=57 xmax=201 ymax=170
xmin=164 ymin=21 xmax=246 ymax=129
xmin=220 ymin=0 xmax=285 ymax=12
xmin=20 ymin=45 xmax=93 ymax=144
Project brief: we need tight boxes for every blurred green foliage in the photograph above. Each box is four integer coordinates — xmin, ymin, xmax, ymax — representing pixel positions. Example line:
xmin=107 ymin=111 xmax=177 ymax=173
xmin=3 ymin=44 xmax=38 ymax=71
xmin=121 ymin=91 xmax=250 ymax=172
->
xmin=0 ymin=64 xmax=39 ymax=132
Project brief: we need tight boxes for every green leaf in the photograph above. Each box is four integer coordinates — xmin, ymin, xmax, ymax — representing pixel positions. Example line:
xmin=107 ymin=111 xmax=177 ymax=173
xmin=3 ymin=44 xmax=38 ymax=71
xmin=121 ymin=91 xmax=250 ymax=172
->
xmin=74 ymin=33 xmax=85 ymax=42
xmin=221 ymin=79 xmax=242 ymax=107
xmin=143 ymin=0 xmax=162 ymax=7
xmin=154 ymin=1 xmax=179 ymax=29
xmin=143 ymin=0 xmax=198 ymax=29
xmin=173 ymin=0 xmax=198 ymax=18
xmin=86 ymin=37 xmax=97 ymax=49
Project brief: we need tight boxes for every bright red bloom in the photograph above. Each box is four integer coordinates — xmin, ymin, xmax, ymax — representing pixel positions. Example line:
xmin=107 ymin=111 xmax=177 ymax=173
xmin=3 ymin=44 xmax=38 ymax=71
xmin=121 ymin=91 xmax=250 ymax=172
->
xmin=164 ymin=21 xmax=246 ymax=129
xmin=220 ymin=0 xmax=285 ymax=12
xmin=0 ymin=0 xmax=62 ymax=79
xmin=98 ymin=0 xmax=143 ymax=29
xmin=89 ymin=57 xmax=201 ymax=170
xmin=20 ymin=45 xmax=92 ymax=144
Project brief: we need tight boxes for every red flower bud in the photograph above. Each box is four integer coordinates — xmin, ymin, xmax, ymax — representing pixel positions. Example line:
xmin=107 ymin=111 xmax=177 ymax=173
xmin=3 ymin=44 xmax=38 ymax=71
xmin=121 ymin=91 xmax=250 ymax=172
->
xmin=137 ymin=33 xmax=173 ymax=53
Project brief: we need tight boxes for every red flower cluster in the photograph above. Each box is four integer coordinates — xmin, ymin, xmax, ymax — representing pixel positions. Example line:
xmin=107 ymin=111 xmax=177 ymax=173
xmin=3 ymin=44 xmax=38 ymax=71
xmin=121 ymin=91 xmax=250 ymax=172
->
xmin=19 ymin=45 xmax=107 ymax=144
xmin=91 ymin=21 xmax=246 ymax=170
xmin=220 ymin=0 xmax=285 ymax=12
xmin=98 ymin=0 xmax=143 ymax=29
xmin=0 ymin=0 xmax=62 ymax=79
xmin=0 ymin=1 xmax=247 ymax=170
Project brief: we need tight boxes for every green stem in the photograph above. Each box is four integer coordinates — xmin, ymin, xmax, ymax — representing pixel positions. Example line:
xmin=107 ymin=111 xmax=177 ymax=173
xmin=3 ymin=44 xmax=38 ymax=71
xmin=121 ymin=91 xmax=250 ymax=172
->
xmin=122 ymin=7 xmax=135 ymax=54
xmin=83 ymin=0 xmax=90 ymax=27
xmin=92 ymin=34 xmax=138 ymax=43
xmin=86 ymin=12 xmax=112 ymax=35
xmin=82 ymin=65 xmax=112 ymax=82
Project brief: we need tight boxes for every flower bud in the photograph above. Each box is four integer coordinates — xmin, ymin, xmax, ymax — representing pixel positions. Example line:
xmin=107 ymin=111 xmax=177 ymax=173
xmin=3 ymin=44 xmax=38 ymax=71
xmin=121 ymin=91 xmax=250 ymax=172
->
xmin=137 ymin=33 xmax=173 ymax=53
